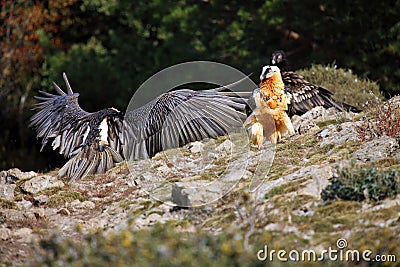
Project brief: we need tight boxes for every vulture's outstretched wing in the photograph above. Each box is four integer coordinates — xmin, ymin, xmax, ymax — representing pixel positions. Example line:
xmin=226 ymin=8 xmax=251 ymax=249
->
xmin=282 ymin=71 xmax=351 ymax=116
xmin=122 ymin=89 xmax=247 ymax=160
xmin=30 ymin=73 xmax=123 ymax=180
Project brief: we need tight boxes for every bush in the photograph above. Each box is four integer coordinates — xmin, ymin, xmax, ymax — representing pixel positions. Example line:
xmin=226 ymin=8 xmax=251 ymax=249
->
xmin=298 ymin=64 xmax=384 ymax=110
xmin=321 ymin=164 xmax=400 ymax=202
xmin=356 ymin=97 xmax=400 ymax=141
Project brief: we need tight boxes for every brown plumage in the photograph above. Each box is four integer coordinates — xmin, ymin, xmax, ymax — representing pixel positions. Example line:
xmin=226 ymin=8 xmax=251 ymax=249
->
xmin=245 ymin=66 xmax=294 ymax=146
xmin=271 ymin=50 xmax=361 ymax=116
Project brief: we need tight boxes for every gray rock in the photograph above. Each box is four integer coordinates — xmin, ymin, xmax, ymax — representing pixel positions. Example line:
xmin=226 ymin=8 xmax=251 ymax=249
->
xmin=319 ymin=121 xmax=362 ymax=147
xmin=57 ymin=208 xmax=71 ymax=216
xmin=189 ymin=141 xmax=204 ymax=154
xmin=257 ymin=165 xmax=333 ymax=201
xmin=68 ymin=200 xmax=96 ymax=210
xmin=13 ymin=228 xmax=34 ymax=242
xmin=216 ymin=140 xmax=235 ymax=155
xmin=172 ymin=181 xmax=223 ymax=207
xmin=0 ymin=228 xmax=12 ymax=241
xmin=32 ymin=208 xmax=46 ymax=219
xmin=0 ymin=168 xmax=37 ymax=184
xmin=21 ymin=175 xmax=64 ymax=194
xmin=352 ymin=136 xmax=399 ymax=162
xmin=0 ymin=184 xmax=16 ymax=200
xmin=33 ymin=194 xmax=49 ymax=204
xmin=16 ymin=198 xmax=32 ymax=210
xmin=298 ymin=166 xmax=333 ymax=199
xmin=292 ymin=106 xmax=339 ymax=134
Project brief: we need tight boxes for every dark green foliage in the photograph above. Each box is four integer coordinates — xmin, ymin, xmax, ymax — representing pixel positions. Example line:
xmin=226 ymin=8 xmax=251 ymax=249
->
xmin=322 ymin=165 xmax=400 ymax=202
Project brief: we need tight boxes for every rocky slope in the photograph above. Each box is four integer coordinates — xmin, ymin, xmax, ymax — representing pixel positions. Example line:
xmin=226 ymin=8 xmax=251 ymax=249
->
xmin=1 ymin=97 xmax=400 ymax=266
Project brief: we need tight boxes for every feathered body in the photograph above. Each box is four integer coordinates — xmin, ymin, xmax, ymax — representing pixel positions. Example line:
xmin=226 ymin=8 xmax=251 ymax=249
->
xmin=271 ymin=50 xmax=361 ymax=116
xmin=245 ymin=66 xmax=294 ymax=146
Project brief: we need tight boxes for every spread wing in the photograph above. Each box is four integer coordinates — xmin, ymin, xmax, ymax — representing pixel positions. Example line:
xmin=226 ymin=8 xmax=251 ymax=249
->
xmin=282 ymin=71 xmax=353 ymax=116
xmin=30 ymin=73 xmax=91 ymax=157
xmin=282 ymin=71 xmax=360 ymax=116
xmin=122 ymin=89 xmax=247 ymax=160
xmin=30 ymin=73 xmax=123 ymax=180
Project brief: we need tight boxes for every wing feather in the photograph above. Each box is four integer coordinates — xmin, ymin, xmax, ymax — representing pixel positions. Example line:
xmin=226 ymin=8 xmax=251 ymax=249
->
xmin=123 ymin=89 xmax=246 ymax=160
xmin=30 ymin=73 xmax=124 ymax=180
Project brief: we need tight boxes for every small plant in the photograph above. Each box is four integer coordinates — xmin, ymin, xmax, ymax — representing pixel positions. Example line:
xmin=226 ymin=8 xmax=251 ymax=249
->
xmin=322 ymin=164 xmax=400 ymax=202
xmin=356 ymin=99 xmax=400 ymax=141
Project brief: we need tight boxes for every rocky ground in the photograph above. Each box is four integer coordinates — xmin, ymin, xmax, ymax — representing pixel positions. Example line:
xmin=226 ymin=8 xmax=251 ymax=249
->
xmin=1 ymin=97 xmax=400 ymax=266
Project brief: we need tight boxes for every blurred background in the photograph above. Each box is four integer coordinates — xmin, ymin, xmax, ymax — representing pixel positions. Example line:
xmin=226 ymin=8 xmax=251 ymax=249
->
xmin=1 ymin=0 xmax=399 ymax=172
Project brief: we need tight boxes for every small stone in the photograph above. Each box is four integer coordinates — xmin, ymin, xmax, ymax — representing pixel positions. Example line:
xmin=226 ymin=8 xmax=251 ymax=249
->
xmin=32 ymin=208 xmax=46 ymax=219
xmin=57 ymin=208 xmax=71 ymax=216
xmin=172 ymin=181 xmax=223 ymax=207
xmin=0 ymin=184 xmax=16 ymax=200
xmin=156 ymin=165 xmax=174 ymax=177
xmin=33 ymin=194 xmax=49 ymax=204
xmin=319 ymin=128 xmax=330 ymax=138
xmin=21 ymin=175 xmax=64 ymax=194
xmin=6 ymin=168 xmax=37 ymax=180
xmin=216 ymin=140 xmax=235 ymax=154
xmin=13 ymin=228 xmax=33 ymax=238
xmin=0 ymin=228 xmax=12 ymax=241
xmin=16 ymin=198 xmax=32 ymax=210
xmin=68 ymin=200 xmax=96 ymax=210
xmin=189 ymin=141 xmax=204 ymax=154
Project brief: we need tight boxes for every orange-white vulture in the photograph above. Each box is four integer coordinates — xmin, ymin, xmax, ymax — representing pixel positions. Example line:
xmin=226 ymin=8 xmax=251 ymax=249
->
xmin=245 ymin=66 xmax=294 ymax=146
xmin=30 ymin=73 xmax=247 ymax=180
xmin=271 ymin=50 xmax=361 ymax=116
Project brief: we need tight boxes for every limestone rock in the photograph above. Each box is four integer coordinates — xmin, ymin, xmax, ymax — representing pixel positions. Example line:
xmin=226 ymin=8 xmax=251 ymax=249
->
xmin=172 ymin=181 xmax=223 ymax=207
xmin=292 ymin=106 xmax=340 ymax=134
xmin=188 ymin=141 xmax=204 ymax=154
xmin=16 ymin=198 xmax=32 ymax=210
xmin=352 ymin=136 xmax=399 ymax=162
xmin=0 ymin=227 xmax=12 ymax=241
xmin=216 ymin=140 xmax=235 ymax=155
xmin=0 ymin=168 xmax=37 ymax=184
xmin=33 ymin=194 xmax=49 ymax=204
xmin=68 ymin=200 xmax=96 ymax=210
xmin=319 ymin=121 xmax=362 ymax=146
xmin=0 ymin=184 xmax=16 ymax=201
xmin=13 ymin=227 xmax=34 ymax=242
xmin=21 ymin=175 xmax=64 ymax=194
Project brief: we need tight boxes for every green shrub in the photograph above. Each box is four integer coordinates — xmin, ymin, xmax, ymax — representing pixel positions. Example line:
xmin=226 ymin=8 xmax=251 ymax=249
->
xmin=322 ymin=164 xmax=400 ymax=202
xmin=298 ymin=64 xmax=384 ymax=110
